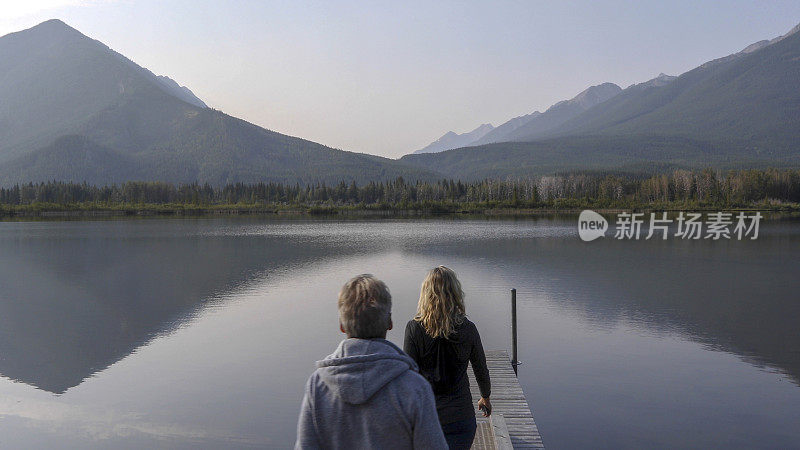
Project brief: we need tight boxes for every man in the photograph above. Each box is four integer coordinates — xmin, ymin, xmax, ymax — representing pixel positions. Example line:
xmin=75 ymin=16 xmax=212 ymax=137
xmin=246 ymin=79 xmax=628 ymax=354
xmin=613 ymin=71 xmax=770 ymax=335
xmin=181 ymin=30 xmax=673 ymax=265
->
xmin=295 ymin=274 xmax=448 ymax=449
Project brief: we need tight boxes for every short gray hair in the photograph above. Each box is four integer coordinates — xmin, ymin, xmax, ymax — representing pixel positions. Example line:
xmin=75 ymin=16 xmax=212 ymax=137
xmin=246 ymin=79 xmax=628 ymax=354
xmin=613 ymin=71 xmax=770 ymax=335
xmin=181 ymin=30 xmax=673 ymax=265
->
xmin=338 ymin=274 xmax=392 ymax=338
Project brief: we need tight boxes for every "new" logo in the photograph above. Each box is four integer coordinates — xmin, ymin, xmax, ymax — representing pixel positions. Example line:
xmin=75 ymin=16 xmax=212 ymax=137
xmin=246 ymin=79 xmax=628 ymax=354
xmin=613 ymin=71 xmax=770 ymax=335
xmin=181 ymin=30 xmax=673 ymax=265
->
xmin=578 ymin=210 xmax=608 ymax=242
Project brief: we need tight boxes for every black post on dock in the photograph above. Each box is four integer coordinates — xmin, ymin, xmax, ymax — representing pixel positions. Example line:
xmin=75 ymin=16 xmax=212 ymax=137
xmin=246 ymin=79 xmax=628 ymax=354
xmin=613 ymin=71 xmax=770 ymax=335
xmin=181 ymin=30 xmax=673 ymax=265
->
xmin=511 ymin=288 xmax=519 ymax=375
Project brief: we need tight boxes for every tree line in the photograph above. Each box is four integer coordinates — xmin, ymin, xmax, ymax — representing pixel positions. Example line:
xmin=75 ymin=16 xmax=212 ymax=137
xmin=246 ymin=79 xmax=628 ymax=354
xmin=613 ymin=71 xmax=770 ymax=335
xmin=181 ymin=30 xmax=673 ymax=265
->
xmin=1 ymin=168 xmax=799 ymax=210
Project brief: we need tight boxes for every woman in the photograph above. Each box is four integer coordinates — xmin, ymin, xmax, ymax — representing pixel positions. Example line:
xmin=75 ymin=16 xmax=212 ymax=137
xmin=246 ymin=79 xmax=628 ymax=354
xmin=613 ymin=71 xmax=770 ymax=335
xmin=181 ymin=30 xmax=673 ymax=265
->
xmin=403 ymin=266 xmax=491 ymax=450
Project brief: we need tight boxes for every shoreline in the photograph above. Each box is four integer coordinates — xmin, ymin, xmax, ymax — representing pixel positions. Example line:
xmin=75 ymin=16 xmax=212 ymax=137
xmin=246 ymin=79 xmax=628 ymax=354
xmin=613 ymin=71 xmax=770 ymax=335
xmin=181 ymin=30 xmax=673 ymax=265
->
xmin=2 ymin=203 xmax=799 ymax=220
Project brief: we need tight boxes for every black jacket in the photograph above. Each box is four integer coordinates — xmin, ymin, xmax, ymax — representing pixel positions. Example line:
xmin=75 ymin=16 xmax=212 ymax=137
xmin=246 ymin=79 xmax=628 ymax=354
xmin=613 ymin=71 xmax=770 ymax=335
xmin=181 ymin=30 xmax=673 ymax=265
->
xmin=403 ymin=318 xmax=490 ymax=424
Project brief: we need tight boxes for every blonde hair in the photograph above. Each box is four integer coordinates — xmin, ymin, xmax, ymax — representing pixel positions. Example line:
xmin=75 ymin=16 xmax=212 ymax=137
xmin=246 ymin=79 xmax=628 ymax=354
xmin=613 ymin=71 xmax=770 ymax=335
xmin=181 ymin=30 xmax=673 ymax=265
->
xmin=338 ymin=274 xmax=392 ymax=338
xmin=414 ymin=266 xmax=465 ymax=338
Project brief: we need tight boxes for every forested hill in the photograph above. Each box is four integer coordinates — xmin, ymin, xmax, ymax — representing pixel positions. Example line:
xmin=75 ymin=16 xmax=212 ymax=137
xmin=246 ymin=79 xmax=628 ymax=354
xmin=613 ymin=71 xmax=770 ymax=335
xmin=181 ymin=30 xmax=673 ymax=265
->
xmin=0 ymin=20 xmax=437 ymax=186
xmin=400 ymin=135 xmax=800 ymax=181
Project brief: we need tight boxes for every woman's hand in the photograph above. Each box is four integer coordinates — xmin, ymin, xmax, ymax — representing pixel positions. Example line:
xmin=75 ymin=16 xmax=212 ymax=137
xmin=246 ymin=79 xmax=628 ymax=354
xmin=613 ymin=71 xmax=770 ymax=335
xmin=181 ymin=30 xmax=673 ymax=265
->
xmin=478 ymin=397 xmax=492 ymax=417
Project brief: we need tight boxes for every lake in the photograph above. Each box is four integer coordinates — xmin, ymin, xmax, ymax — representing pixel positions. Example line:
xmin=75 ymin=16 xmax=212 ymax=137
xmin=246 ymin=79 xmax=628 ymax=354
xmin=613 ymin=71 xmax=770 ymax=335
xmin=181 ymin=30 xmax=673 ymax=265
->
xmin=0 ymin=215 xmax=798 ymax=449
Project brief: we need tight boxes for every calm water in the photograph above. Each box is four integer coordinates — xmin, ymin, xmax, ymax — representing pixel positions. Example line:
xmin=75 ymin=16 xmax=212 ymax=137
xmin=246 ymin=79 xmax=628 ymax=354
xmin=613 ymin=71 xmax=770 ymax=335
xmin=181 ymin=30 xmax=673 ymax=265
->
xmin=0 ymin=216 xmax=798 ymax=449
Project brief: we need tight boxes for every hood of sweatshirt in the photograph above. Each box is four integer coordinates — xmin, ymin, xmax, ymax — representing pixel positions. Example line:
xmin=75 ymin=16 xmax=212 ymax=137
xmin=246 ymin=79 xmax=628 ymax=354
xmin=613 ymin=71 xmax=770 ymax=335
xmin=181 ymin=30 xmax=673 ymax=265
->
xmin=316 ymin=338 xmax=418 ymax=405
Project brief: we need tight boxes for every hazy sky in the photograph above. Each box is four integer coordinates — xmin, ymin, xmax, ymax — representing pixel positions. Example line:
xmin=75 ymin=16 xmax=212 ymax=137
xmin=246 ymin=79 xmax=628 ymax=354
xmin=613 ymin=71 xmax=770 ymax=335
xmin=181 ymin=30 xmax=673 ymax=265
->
xmin=2 ymin=1 xmax=799 ymax=158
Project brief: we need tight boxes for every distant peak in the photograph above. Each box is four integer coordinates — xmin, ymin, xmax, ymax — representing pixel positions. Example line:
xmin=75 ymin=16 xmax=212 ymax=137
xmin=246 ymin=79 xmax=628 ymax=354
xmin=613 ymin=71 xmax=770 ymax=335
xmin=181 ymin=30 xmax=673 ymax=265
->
xmin=471 ymin=123 xmax=494 ymax=132
xmin=40 ymin=18 xmax=67 ymax=26
xmin=653 ymin=73 xmax=675 ymax=81
xmin=740 ymin=40 xmax=770 ymax=54
xmin=737 ymin=22 xmax=800 ymax=56
xmin=32 ymin=18 xmax=75 ymax=31
xmin=413 ymin=123 xmax=495 ymax=154
xmin=576 ymin=82 xmax=622 ymax=96
xmin=627 ymin=73 xmax=676 ymax=90
xmin=567 ymin=82 xmax=622 ymax=108
xmin=14 ymin=18 xmax=84 ymax=39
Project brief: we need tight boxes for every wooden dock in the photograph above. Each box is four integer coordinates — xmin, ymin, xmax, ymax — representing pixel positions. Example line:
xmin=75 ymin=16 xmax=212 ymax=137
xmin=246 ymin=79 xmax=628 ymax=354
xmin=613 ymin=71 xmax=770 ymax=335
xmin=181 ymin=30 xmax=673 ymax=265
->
xmin=469 ymin=350 xmax=543 ymax=449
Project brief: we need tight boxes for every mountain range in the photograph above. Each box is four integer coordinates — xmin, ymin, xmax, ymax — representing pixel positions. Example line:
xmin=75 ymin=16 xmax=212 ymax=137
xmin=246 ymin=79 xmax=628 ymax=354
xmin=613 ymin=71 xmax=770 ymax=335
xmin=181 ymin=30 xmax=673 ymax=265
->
xmin=1 ymin=19 xmax=799 ymax=186
xmin=413 ymin=82 xmax=623 ymax=154
xmin=413 ymin=123 xmax=494 ymax=154
xmin=479 ymin=82 xmax=623 ymax=144
xmin=401 ymin=22 xmax=800 ymax=178
xmin=0 ymin=20 xmax=437 ymax=186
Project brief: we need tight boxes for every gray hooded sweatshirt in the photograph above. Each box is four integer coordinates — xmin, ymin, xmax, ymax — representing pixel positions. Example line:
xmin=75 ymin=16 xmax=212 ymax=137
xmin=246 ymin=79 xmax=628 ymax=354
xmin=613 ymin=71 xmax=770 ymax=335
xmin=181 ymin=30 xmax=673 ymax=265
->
xmin=295 ymin=338 xmax=448 ymax=450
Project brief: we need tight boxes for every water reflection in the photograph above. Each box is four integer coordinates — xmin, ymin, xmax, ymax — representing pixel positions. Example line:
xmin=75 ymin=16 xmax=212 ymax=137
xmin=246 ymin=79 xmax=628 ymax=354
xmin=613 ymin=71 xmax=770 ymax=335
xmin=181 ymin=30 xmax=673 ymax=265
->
xmin=400 ymin=221 xmax=800 ymax=386
xmin=0 ymin=216 xmax=797 ymax=448
xmin=0 ymin=219 xmax=368 ymax=393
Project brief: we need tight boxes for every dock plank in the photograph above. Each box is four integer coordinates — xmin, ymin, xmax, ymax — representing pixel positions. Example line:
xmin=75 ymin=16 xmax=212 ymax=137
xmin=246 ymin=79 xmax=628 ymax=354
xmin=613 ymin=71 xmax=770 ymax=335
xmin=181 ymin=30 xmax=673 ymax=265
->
xmin=469 ymin=350 xmax=543 ymax=449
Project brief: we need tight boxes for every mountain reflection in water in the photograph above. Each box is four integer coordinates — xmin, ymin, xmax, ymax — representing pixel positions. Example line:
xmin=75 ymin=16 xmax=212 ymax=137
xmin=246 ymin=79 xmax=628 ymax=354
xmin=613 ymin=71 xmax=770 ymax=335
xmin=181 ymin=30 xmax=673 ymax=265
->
xmin=0 ymin=219 xmax=367 ymax=393
xmin=0 ymin=216 xmax=797 ymax=448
